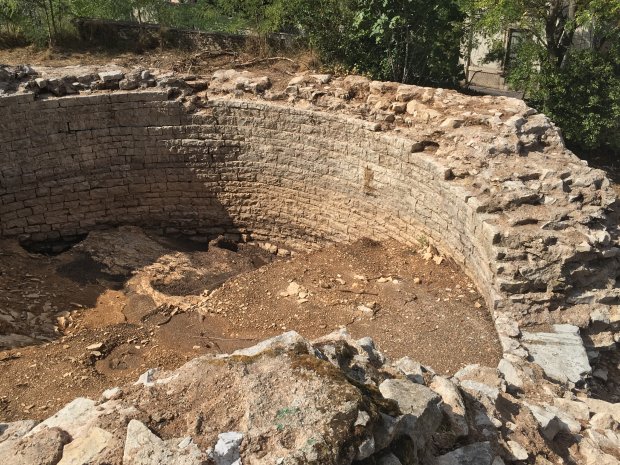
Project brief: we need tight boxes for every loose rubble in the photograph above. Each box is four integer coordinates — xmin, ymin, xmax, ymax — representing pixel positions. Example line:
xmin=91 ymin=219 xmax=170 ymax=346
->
xmin=0 ymin=331 xmax=617 ymax=464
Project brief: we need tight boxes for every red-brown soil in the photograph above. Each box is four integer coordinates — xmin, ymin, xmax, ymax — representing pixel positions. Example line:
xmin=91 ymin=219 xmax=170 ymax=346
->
xmin=0 ymin=229 xmax=501 ymax=422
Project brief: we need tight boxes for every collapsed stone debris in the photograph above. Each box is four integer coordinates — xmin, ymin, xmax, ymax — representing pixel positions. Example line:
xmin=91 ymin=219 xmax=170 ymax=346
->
xmin=0 ymin=330 xmax=618 ymax=464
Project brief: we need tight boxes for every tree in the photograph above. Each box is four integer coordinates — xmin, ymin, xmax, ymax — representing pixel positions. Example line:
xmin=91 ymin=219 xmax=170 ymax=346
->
xmin=353 ymin=0 xmax=464 ymax=85
xmin=286 ymin=0 xmax=464 ymax=87
xmin=462 ymin=0 xmax=620 ymax=152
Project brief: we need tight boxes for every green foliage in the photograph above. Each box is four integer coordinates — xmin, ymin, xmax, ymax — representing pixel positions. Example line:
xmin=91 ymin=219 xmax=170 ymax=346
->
xmin=463 ymin=0 xmax=620 ymax=152
xmin=527 ymin=50 xmax=620 ymax=152
xmin=0 ymin=0 xmax=73 ymax=46
xmin=348 ymin=0 xmax=464 ymax=85
xmin=0 ymin=0 xmax=244 ymax=46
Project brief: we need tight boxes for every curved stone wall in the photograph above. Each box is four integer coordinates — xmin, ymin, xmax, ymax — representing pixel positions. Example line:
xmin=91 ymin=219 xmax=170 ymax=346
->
xmin=1 ymin=80 xmax=618 ymax=352
xmin=0 ymin=92 xmax=491 ymax=300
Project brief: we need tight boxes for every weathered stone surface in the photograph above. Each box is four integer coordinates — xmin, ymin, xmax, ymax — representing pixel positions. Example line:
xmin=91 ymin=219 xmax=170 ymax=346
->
xmin=582 ymin=397 xmax=620 ymax=423
xmin=552 ymin=398 xmax=590 ymax=421
xmin=211 ymin=69 xmax=271 ymax=94
xmin=0 ymin=420 xmax=37 ymax=443
xmin=498 ymin=358 xmax=523 ymax=390
xmin=507 ymin=440 xmax=529 ymax=461
xmin=590 ymin=413 xmax=617 ymax=430
xmin=525 ymin=403 xmax=562 ymax=440
xmin=213 ymin=432 xmax=243 ymax=465
xmin=0 ymin=426 xmax=70 ymax=465
xmin=429 ymin=375 xmax=468 ymax=438
xmin=521 ymin=325 xmax=591 ymax=384
xmin=394 ymin=357 xmax=425 ymax=384
xmin=123 ymin=420 xmax=205 ymax=465
xmin=28 ymin=398 xmax=100 ymax=439
xmin=453 ymin=364 xmax=504 ymax=400
xmin=57 ymin=427 xmax=113 ymax=465
xmin=579 ymin=437 xmax=620 ymax=465
xmin=98 ymin=71 xmax=124 ymax=82
xmin=231 ymin=330 xmax=312 ymax=357
xmin=435 ymin=442 xmax=493 ymax=465
xmin=378 ymin=378 xmax=443 ymax=443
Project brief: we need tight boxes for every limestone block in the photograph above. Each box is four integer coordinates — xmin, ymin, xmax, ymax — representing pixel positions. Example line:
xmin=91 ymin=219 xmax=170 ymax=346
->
xmin=435 ymin=442 xmax=493 ymax=465
xmin=521 ymin=325 xmax=591 ymax=384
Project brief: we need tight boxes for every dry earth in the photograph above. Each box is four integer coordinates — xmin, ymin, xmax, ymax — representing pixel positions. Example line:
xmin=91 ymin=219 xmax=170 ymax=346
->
xmin=0 ymin=228 xmax=501 ymax=422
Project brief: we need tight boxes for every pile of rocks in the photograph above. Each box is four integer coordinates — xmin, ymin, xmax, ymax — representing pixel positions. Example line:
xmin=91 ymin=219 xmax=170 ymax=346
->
xmin=0 ymin=65 xmax=214 ymax=97
xmin=1 ymin=330 xmax=618 ymax=464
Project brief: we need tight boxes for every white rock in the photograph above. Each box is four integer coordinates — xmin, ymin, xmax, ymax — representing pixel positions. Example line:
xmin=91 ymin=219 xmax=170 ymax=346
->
xmin=0 ymin=420 xmax=37 ymax=443
xmin=525 ymin=403 xmax=562 ymax=440
xmin=378 ymin=379 xmax=442 ymax=444
xmin=590 ymin=412 xmax=617 ymax=430
xmin=98 ymin=71 xmax=124 ymax=82
xmin=213 ymin=431 xmax=243 ymax=465
xmin=356 ymin=435 xmax=375 ymax=460
xmin=101 ymin=387 xmax=122 ymax=401
xmin=542 ymin=403 xmax=582 ymax=433
xmin=520 ymin=324 xmax=591 ymax=384
xmin=507 ymin=440 xmax=529 ymax=461
xmin=429 ymin=376 xmax=468 ymax=437
xmin=590 ymin=307 xmax=611 ymax=324
xmin=579 ymin=437 xmax=620 ymax=465
xmin=498 ymin=358 xmax=523 ymax=390
xmin=495 ymin=315 xmax=520 ymax=337
xmin=311 ymin=74 xmax=332 ymax=84
xmin=357 ymin=337 xmax=386 ymax=365
xmin=582 ymin=397 xmax=620 ymax=423
xmin=231 ymin=331 xmax=310 ymax=357
xmin=394 ymin=357 xmax=424 ymax=384
xmin=435 ymin=442 xmax=493 ymax=465
xmin=123 ymin=420 xmax=204 ymax=465
xmin=454 ymin=365 xmax=505 ymax=399
xmin=552 ymin=398 xmax=590 ymax=421
xmin=586 ymin=428 xmax=620 ymax=451
xmin=135 ymin=368 xmax=156 ymax=387
xmin=28 ymin=398 xmax=99 ymax=440
xmin=280 ymin=281 xmax=301 ymax=297
xmin=57 ymin=427 xmax=112 ymax=465
xmin=459 ymin=380 xmax=500 ymax=401
xmin=355 ymin=410 xmax=370 ymax=427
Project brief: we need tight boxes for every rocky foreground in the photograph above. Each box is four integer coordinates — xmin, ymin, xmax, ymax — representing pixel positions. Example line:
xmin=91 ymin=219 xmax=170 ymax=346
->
xmin=0 ymin=330 xmax=618 ymax=465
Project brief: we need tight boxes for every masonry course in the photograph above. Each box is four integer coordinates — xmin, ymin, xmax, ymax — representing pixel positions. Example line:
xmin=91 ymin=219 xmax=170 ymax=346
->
xmin=0 ymin=65 xmax=618 ymax=357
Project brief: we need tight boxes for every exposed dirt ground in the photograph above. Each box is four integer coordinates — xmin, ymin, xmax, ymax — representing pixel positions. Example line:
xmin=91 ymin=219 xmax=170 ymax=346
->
xmin=0 ymin=45 xmax=308 ymax=92
xmin=0 ymin=227 xmax=501 ymax=422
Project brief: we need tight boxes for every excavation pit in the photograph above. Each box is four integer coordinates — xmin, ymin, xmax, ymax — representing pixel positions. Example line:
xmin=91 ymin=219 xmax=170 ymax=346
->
xmin=0 ymin=227 xmax=501 ymax=421
xmin=0 ymin=68 xmax=619 ymax=465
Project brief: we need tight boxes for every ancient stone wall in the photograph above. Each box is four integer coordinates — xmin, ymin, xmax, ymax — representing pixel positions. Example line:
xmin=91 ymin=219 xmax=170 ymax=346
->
xmin=1 ymin=75 xmax=618 ymax=352
xmin=0 ymin=92 xmax=492 ymax=306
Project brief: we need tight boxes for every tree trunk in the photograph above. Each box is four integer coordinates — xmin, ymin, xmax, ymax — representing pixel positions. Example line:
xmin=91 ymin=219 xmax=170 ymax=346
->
xmin=42 ymin=1 xmax=54 ymax=47
xmin=545 ymin=0 xmax=563 ymax=65
xmin=47 ymin=0 xmax=57 ymax=38
xmin=560 ymin=0 xmax=578 ymax=67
